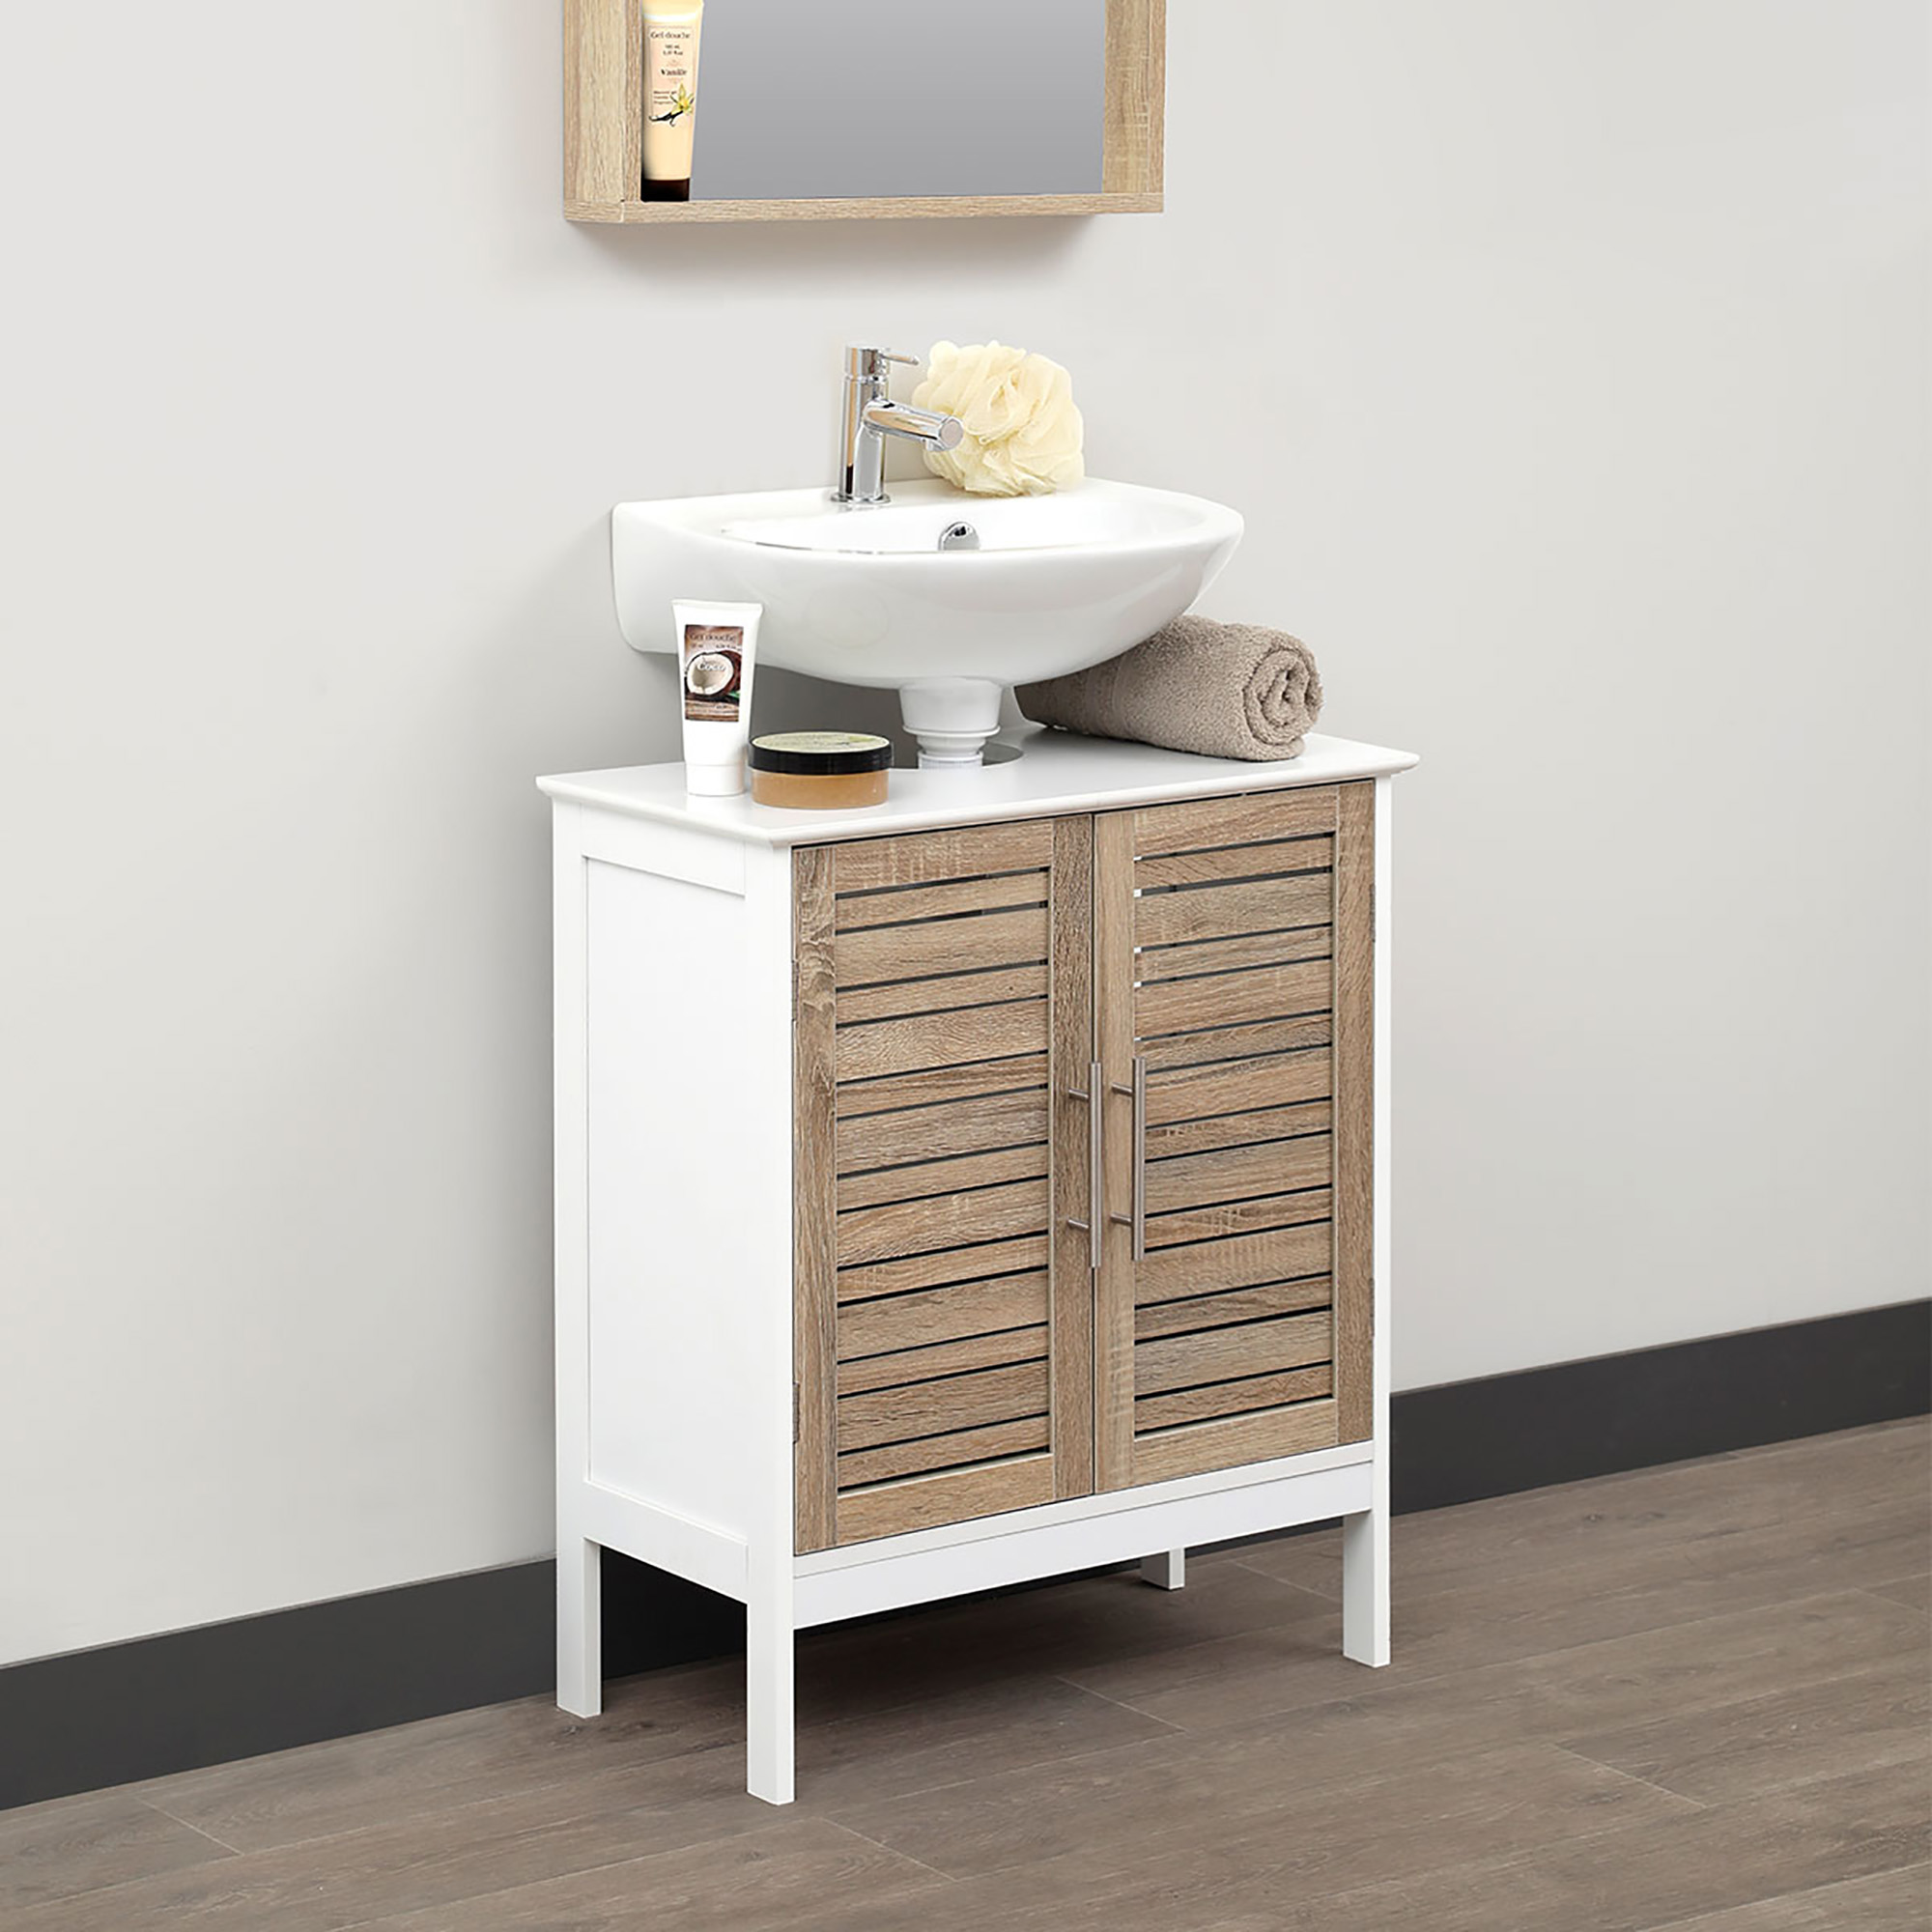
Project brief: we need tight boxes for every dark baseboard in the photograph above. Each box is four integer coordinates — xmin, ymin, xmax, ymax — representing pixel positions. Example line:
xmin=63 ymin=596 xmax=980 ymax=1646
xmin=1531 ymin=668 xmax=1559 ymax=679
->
xmin=1390 ymin=1298 xmax=1931 ymax=1515
xmin=4 ymin=1298 xmax=1924 ymax=1812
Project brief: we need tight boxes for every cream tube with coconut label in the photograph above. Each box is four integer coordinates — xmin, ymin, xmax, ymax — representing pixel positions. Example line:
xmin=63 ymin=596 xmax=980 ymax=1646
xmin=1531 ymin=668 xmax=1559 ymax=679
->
xmin=640 ymin=0 xmax=703 ymax=201
xmin=675 ymin=599 xmax=759 ymax=796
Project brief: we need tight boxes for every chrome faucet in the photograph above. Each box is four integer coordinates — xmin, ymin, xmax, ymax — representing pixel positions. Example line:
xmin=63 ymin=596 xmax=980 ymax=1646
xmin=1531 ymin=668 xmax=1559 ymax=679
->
xmin=833 ymin=346 xmax=963 ymax=505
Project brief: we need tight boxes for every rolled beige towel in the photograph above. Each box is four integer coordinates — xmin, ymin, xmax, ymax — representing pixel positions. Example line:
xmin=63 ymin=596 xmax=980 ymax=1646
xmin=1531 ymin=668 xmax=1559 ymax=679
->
xmin=1015 ymin=616 xmax=1324 ymax=762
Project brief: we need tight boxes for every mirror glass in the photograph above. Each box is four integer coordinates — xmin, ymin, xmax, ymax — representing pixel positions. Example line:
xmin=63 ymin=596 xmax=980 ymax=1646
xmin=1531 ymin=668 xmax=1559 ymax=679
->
xmin=666 ymin=0 xmax=1106 ymax=203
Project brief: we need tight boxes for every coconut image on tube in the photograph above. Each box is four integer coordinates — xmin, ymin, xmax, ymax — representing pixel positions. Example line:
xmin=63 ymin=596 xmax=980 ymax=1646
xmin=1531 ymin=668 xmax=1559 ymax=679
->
xmin=674 ymin=599 xmax=761 ymax=797
xmin=640 ymin=0 xmax=703 ymax=200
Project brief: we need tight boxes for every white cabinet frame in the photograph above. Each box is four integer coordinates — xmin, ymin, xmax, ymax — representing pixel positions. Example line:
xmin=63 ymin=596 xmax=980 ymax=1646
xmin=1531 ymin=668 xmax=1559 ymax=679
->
xmin=544 ymin=734 xmax=1412 ymax=1803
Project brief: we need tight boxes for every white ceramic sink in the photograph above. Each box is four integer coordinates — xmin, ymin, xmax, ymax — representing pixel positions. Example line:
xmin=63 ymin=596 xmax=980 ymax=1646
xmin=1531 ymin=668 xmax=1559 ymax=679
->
xmin=611 ymin=477 xmax=1243 ymax=765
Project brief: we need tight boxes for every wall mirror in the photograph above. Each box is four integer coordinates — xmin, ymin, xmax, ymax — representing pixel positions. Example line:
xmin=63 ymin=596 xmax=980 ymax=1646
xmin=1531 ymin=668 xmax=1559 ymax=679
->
xmin=565 ymin=0 xmax=1164 ymax=222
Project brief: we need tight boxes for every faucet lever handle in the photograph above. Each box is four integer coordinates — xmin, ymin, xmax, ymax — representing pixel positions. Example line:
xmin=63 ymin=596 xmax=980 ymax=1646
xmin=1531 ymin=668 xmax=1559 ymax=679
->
xmin=845 ymin=345 xmax=921 ymax=383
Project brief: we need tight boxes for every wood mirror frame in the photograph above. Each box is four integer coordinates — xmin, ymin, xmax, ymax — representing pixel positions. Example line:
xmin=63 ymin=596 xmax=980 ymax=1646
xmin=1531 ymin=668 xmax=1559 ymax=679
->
xmin=564 ymin=0 xmax=1165 ymax=223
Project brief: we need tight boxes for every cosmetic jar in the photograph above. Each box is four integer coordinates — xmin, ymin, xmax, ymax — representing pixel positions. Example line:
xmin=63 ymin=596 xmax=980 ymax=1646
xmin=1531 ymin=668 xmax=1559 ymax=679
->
xmin=749 ymin=732 xmax=893 ymax=810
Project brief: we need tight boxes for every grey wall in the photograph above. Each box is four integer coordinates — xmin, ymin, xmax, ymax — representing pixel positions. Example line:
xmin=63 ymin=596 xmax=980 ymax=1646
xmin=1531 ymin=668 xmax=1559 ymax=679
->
xmin=696 ymin=0 xmax=1105 ymax=200
xmin=0 ymin=0 xmax=1925 ymax=1666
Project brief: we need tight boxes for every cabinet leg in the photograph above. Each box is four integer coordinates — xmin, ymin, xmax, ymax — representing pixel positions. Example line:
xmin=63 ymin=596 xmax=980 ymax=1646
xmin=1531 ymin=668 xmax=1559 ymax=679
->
xmin=1139 ymin=1548 xmax=1186 ymax=1591
xmin=746 ymin=1590 xmax=795 ymax=1805
xmin=557 ymin=1535 xmax=603 ymax=1718
xmin=1341 ymin=1506 xmax=1390 ymax=1667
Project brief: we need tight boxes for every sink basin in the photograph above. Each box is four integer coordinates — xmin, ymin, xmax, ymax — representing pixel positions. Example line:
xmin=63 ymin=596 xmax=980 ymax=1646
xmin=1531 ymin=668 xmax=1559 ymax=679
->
xmin=611 ymin=478 xmax=1243 ymax=765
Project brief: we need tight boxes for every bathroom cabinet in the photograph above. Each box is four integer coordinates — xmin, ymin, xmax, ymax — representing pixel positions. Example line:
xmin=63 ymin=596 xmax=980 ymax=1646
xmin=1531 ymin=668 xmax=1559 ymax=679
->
xmin=541 ymin=730 xmax=1415 ymax=1803
xmin=563 ymin=0 xmax=1164 ymax=225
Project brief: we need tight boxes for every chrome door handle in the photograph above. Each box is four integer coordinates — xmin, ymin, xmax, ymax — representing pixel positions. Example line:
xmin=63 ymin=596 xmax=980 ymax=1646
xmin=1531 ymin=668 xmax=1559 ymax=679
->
xmin=1064 ymin=1059 xmax=1104 ymax=1273
xmin=1107 ymin=1057 xmax=1148 ymax=1261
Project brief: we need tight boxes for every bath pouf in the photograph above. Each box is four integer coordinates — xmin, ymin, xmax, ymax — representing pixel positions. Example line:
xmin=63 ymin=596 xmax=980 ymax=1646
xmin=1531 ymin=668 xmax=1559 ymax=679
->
xmin=912 ymin=341 xmax=1085 ymax=497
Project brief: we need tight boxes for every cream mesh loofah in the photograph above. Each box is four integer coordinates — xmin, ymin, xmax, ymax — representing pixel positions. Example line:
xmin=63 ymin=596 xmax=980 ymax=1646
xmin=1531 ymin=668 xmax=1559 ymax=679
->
xmin=911 ymin=341 xmax=1086 ymax=497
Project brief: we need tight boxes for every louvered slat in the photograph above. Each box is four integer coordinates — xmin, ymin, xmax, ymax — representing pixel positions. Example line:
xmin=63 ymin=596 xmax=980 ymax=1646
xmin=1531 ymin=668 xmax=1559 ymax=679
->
xmin=836 ymin=1082 xmax=1050 ymax=1175
xmin=1136 ymin=925 xmax=1333 ymax=981
xmin=1133 ymin=870 xmax=1334 ymax=951
xmin=836 ymin=1324 xmax=1049 ymax=1396
xmin=1137 ymin=1013 xmax=1332 ymax=1073
xmin=836 ymin=1271 xmax=1051 ymax=1357
xmin=835 ymin=962 xmax=1049 ymax=1025
xmin=835 ymin=904 xmax=1050 ymax=987
xmin=1143 ymin=1135 xmax=1333 ymax=1216
xmin=1143 ymin=1046 xmax=1331 ymax=1126
xmin=1135 ymin=958 xmax=1334 ymax=1039
xmin=837 ymin=1359 xmax=1051 ymax=1453
xmin=1144 ymin=1190 xmax=1333 ymax=1252
xmin=1143 ymin=1099 xmax=1332 ymax=1163
xmin=1134 ymin=1310 xmax=1334 ymax=1397
xmin=838 ymin=1415 xmax=1051 ymax=1488
xmin=837 ymin=1233 xmax=1052 ymax=1304
xmin=836 ymin=1053 xmax=1047 ymax=1124
xmin=835 ymin=1457 xmax=1056 ymax=1544
xmin=835 ymin=1000 xmax=1050 ymax=1085
xmin=1133 ymin=1276 xmax=1333 ymax=1342
xmin=1132 ymin=1403 xmax=1339 ymax=1485
xmin=1135 ymin=1363 xmax=1333 ymax=1433
xmin=835 ymin=871 xmax=1048 ymax=930
xmin=837 ymin=1141 xmax=1049 ymax=1213
xmin=1134 ymin=834 xmax=1336 ymax=891
xmin=832 ymin=819 xmax=1054 ymax=893
xmin=1133 ymin=1212 xmax=1333 ymax=1307
xmin=836 ymin=1176 xmax=1051 ymax=1267
xmin=1133 ymin=787 xmax=1339 ymax=854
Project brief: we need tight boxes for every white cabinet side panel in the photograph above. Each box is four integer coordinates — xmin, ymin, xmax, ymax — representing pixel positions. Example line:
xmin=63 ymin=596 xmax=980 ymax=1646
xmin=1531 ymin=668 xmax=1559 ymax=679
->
xmin=585 ymin=860 xmax=767 ymax=1544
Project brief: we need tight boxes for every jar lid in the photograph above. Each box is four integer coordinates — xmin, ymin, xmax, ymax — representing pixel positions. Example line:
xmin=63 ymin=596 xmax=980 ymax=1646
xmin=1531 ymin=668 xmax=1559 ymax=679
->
xmin=750 ymin=731 xmax=894 ymax=776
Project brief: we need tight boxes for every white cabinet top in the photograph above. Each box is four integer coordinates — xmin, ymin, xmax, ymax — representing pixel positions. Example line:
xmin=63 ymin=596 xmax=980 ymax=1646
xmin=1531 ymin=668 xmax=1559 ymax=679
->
xmin=538 ymin=729 xmax=1417 ymax=847
xmin=545 ymin=726 xmax=1422 ymax=846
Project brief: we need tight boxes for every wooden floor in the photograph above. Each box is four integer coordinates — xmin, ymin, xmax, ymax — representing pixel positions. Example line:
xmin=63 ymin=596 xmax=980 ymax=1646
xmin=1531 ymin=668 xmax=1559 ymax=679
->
xmin=4 ymin=1420 xmax=1927 ymax=1930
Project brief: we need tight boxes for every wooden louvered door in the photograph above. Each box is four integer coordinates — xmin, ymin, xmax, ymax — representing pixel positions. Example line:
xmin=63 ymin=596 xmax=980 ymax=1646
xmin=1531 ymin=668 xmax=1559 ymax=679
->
xmin=1093 ymin=783 xmax=1376 ymax=1489
xmin=793 ymin=816 xmax=1095 ymax=1552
